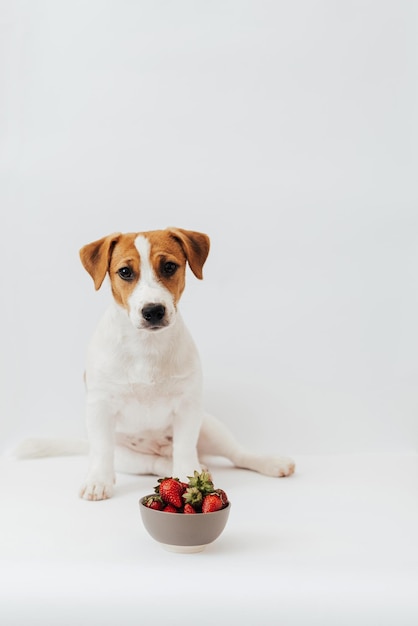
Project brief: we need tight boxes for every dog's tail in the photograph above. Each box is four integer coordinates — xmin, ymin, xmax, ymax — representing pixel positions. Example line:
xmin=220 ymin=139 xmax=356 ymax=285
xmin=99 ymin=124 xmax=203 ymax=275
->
xmin=14 ymin=438 xmax=89 ymax=459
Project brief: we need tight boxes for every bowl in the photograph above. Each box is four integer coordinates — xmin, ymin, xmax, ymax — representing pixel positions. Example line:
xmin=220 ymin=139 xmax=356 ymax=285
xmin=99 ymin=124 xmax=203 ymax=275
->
xmin=139 ymin=498 xmax=231 ymax=553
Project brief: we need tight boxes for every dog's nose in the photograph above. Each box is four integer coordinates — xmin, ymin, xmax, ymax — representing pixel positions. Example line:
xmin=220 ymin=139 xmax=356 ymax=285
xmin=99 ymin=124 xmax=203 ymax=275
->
xmin=142 ymin=303 xmax=166 ymax=325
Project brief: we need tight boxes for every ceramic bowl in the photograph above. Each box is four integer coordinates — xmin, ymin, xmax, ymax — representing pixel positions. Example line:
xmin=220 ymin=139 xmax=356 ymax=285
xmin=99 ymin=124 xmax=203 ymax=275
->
xmin=139 ymin=498 xmax=231 ymax=553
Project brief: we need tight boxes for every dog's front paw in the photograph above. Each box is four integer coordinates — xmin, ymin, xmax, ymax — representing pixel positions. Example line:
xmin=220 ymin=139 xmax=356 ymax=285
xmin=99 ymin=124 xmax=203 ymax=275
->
xmin=172 ymin=457 xmax=203 ymax=483
xmin=80 ymin=475 xmax=115 ymax=501
xmin=257 ymin=455 xmax=296 ymax=478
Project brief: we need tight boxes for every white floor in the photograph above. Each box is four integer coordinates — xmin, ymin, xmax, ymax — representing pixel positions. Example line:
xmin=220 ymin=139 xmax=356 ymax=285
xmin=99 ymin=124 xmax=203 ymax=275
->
xmin=1 ymin=452 xmax=417 ymax=625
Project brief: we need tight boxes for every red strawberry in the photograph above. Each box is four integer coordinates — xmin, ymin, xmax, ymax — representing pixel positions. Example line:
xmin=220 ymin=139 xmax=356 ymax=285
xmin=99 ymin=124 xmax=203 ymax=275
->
xmin=202 ymin=493 xmax=223 ymax=513
xmin=143 ymin=495 xmax=164 ymax=511
xmin=163 ymin=504 xmax=179 ymax=513
xmin=215 ymin=489 xmax=229 ymax=507
xmin=156 ymin=478 xmax=185 ymax=508
xmin=184 ymin=503 xmax=197 ymax=514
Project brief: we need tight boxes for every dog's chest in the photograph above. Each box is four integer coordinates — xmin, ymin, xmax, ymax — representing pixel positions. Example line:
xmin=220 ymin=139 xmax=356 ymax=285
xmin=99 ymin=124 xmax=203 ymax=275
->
xmin=89 ymin=307 xmax=201 ymax=433
xmin=116 ymin=379 xmax=177 ymax=429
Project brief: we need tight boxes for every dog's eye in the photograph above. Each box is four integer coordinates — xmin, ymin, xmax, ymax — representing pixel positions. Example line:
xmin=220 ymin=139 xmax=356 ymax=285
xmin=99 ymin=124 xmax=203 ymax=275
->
xmin=162 ymin=262 xmax=178 ymax=277
xmin=118 ymin=267 xmax=134 ymax=281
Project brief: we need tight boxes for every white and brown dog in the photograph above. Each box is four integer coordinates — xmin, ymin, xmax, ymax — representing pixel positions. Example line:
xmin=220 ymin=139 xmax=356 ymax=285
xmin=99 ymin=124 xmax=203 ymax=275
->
xmin=18 ymin=228 xmax=295 ymax=500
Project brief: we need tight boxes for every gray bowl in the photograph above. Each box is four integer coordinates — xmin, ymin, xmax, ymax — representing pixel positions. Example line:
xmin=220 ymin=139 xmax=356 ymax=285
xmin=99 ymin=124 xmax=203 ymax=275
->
xmin=139 ymin=498 xmax=231 ymax=553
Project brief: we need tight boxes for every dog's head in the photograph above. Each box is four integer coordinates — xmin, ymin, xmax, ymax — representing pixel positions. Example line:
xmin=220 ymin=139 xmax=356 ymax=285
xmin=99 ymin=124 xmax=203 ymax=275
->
xmin=80 ymin=228 xmax=210 ymax=331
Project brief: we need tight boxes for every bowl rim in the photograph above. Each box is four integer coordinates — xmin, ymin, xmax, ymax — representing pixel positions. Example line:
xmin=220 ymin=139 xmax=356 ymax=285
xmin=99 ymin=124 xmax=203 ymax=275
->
xmin=139 ymin=497 xmax=231 ymax=516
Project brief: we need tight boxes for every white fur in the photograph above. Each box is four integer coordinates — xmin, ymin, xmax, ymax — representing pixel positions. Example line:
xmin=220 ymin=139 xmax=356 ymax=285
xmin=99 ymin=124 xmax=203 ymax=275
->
xmin=127 ymin=236 xmax=176 ymax=330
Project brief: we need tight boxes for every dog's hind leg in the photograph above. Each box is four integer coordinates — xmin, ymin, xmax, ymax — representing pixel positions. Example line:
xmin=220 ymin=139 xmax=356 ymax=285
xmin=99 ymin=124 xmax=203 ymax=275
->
xmin=114 ymin=446 xmax=172 ymax=477
xmin=198 ymin=413 xmax=295 ymax=477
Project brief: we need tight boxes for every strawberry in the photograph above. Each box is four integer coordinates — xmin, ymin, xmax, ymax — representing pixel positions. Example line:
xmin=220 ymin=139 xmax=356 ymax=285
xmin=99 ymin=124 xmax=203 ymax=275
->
xmin=143 ymin=494 xmax=164 ymax=511
xmin=155 ymin=477 xmax=185 ymax=508
xmin=182 ymin=486 xmax=203 ymax=509
xmin=184 ymin=503 xmax=197 ymax=514
xmin=163 ymin=504 xmax=178 ymax=513
xmin=202 ymin=493 xmax=223 ymax=513
xmin=187 ymin=470 xmax=214 ymax=495
xmin=215 ymin=488 xmax=229 ymax=507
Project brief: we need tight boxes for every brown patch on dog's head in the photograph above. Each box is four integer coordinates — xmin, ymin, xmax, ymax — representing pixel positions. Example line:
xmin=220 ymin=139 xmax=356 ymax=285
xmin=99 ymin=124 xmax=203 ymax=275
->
xmin=106 ymin=233 xmax=141 ymax=308
xmin=139 ymin=228 xmax=210 ymax=305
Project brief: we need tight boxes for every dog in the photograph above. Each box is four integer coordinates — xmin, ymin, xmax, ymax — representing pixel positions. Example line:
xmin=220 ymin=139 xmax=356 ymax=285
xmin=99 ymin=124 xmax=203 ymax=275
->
xmin=17 ymin=228 xmax=295 ymax=500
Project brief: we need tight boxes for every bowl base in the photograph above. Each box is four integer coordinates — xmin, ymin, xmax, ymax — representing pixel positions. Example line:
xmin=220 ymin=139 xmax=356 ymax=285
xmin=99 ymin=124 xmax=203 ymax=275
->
xmin=162 ymin=543 xmax=207 ymax=554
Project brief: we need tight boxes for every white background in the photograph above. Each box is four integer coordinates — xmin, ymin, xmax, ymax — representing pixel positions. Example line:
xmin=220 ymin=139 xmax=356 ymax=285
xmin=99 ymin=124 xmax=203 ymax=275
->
xmin=1 ymin=2 xmax=418 ymax=624
xmin=1 ymin=0 xmax=417 ymax=456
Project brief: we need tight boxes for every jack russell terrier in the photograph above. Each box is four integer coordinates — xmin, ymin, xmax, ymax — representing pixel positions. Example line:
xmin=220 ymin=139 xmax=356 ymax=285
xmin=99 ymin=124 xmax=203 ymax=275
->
xmin=18 ymin=228 xmax=295 ymax=500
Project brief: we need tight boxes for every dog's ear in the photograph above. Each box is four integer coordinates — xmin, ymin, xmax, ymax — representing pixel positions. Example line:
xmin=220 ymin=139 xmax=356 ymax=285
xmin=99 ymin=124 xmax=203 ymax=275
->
xmin=79 ymin=233 xmax=122 ymax=290
xmin=168 ymin=228 xmax=210 ymax=279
